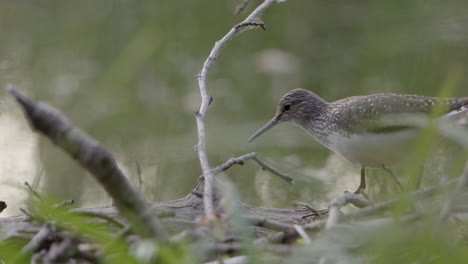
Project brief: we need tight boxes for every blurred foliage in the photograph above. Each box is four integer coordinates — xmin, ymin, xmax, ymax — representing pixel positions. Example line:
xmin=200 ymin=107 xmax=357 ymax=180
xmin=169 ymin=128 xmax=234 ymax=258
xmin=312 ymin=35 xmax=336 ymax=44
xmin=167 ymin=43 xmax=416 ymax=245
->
xmin=0 ymin=0 xmax=467 ymax=262
xmin=0 ymin=198 xmax=192 ymax=263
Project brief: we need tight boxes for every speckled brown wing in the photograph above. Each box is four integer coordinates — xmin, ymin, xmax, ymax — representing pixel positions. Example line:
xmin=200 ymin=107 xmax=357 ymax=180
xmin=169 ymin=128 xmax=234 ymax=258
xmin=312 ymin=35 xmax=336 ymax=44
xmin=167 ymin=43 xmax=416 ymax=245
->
xmin=332 ymin=94 xmax=468 ymax=134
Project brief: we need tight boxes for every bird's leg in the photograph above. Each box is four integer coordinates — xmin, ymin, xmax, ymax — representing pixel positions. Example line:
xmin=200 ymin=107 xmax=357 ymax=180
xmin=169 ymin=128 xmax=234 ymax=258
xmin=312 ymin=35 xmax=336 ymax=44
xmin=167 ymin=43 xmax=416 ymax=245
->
xmin=382 ymin=165 xmax=404 ymax=191
xmin=354 ymin=167 xmax=366 ymax=194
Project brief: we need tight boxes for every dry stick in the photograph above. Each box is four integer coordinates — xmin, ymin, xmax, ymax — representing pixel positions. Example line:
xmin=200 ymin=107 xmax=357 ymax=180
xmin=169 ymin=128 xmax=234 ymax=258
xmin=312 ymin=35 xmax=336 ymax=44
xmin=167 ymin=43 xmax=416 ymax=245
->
xmin=195 ymin=0 xmax=279 ymax=220
xmin=20 ymin=223 xmax=54 ymax=254
xmin=135 ymin=159 xmax=143 ymax=191
xmin=53 ymin=200 xmax=75 ymax=209
xmin=293 ymin=201 xmax=328 ymax=218
xmin=252 ymin=156 xmax=293 ymax=185
xmin=7 ymin=86 xmax=168 ymax=241
xmin=206 ymin=152 xmax=292 ymax=185
xmin=211 ymin=152 xmax=258 ymax=175
xmin=292 ymin=225 xmax=311 ymax=244
xmin=319 ymin=192 xmax=372 ymax=264
xmin=204 ymin=256 xmax=248 ymax=264
xmin=325 ymin=192 xmax=372 ymax=229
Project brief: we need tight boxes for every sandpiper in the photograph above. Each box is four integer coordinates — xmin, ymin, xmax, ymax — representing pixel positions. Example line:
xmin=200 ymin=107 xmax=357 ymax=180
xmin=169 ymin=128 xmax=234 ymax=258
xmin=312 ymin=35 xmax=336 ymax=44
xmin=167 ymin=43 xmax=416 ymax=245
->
xmin=248 ymin=89 xmax=468 ymax=194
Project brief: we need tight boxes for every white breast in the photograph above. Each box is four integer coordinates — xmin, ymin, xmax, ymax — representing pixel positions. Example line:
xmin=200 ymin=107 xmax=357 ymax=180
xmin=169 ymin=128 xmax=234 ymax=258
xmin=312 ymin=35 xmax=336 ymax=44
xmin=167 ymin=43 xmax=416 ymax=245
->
xmin=325 ymin=130 xmax=419 ymax=168
xmin=443 ymin=105 xmax=468 ymax=125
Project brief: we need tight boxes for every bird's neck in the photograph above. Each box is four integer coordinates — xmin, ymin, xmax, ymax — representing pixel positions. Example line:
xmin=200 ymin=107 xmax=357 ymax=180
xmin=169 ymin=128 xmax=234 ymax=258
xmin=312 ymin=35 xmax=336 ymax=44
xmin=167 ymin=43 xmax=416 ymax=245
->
xmin=294 ymin=102 xmax=332 ymax=146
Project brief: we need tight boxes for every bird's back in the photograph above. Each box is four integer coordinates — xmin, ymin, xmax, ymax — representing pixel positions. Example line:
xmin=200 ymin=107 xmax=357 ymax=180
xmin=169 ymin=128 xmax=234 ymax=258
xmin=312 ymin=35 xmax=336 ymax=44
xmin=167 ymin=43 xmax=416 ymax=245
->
xmin=330 ymin=93 xmax=468 ymax=135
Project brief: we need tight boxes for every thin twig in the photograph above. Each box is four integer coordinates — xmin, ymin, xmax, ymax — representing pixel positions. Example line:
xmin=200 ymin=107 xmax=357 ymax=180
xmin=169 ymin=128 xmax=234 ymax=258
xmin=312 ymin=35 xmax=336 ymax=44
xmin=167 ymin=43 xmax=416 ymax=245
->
xmin=234 ymin=0 xmax=251 ymax=15
xmin=19 ymin=208 xmax=35 ymax=222
xmin=195 ymin=0 xmax=279 ymax=220
xmin=135 ymin=159 xmax=143 ymax=191
xmin=20 ymin=223 xmax=54 ymax=255
xmin=70 ymin=211 xmax=126 ymax=229
xmin=212 ymin=152 xmax=258 ymax=175
xmin=252 ymin=156 xmax=293 ymax=184
xmin=24 ymin=181 xmax=43 ymax=202
xmin=293 ymin=201 xmax=328 ymax=219
xmin=32 ymin=163 xmax=44 ymax=191
xmin=198 ymin=152 xmax=292 ymax=185
xmin=53 ymin=200 xmax=75 ymax=208
xmin=191 ymin=190 xmax=204 ymax=198
xmin=292 ymin=225 xmax=311 ymax=244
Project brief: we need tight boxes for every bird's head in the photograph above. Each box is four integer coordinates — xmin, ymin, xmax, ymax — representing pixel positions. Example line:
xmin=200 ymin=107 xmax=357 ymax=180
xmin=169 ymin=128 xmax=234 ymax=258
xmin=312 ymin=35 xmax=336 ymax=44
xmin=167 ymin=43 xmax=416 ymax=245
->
xmin=248 ymin=89 xmax=327 ymax=142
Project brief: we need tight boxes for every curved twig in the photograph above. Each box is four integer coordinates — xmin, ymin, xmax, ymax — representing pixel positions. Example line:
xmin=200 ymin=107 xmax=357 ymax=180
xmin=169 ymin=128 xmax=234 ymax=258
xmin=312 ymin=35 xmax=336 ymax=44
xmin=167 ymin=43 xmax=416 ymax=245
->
xmin=195 ymin=0 xmax=278 ymax=220
xmin=199 ymin=152 xmax=292 ymax=185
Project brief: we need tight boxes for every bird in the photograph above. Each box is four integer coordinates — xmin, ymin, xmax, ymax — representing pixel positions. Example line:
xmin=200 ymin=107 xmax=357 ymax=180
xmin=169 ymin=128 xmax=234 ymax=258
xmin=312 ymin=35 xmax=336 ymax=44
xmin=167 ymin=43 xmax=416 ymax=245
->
xmin=248 ymin=88 xmax=468 ymax=194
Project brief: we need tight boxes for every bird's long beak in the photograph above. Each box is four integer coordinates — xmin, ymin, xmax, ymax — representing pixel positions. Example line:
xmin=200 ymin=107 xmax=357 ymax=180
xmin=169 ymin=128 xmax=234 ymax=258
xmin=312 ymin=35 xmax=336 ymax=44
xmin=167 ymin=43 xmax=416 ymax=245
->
xmin=248 ymin=115 xmax=280 ymax=142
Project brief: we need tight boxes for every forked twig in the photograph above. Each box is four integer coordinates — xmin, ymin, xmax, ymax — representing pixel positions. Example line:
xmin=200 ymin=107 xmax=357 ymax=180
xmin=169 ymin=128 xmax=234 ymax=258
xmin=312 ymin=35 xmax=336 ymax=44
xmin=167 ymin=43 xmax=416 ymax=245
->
xmin=199 ymin=152 xmax=293 ymax=185
xmin=326 ymin=191 xmax=372 ymax=229
xmin=195 ymin=0 xmax=279 ymax=220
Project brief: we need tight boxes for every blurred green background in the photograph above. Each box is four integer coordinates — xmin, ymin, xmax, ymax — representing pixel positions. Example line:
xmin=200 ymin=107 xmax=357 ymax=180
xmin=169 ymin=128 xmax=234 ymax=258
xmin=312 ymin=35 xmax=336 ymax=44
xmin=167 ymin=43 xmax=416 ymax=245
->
xmin=0 ymin=0 xmax=467 ymax=214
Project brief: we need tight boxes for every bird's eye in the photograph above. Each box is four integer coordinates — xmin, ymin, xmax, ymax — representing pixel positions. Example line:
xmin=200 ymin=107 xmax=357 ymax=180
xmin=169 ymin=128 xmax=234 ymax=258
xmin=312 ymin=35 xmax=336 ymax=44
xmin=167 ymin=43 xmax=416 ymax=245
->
xmin=283 ymin=104 xmax=291 ymax=111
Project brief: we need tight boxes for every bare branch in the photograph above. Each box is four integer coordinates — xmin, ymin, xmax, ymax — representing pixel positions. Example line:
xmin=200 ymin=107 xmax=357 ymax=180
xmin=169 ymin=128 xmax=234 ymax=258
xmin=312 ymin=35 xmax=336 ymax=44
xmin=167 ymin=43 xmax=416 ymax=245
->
xmin=7 ymin=86 xmax=168 ymax=241
xmin=326 ymin=192 xmax=372 ymax=229
xmin=198 ymin=152 xmax=293 ymax=185
xmin=245 ymin=215 xmax=291 ymax=231
xmin=292 ymin=224 xmax=311 ymax=244
xmin=20 ymin=223 xmax=54 ymax=255
xmin=135 ymin=159 xmax=143 ymax=191
xmin=195 ymin=0 xmax=279 ymax=221
xmin=252 ymin=156 xmax=293 ymax=184
xmin=212 ymin=152 xmax=258 ymax=175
